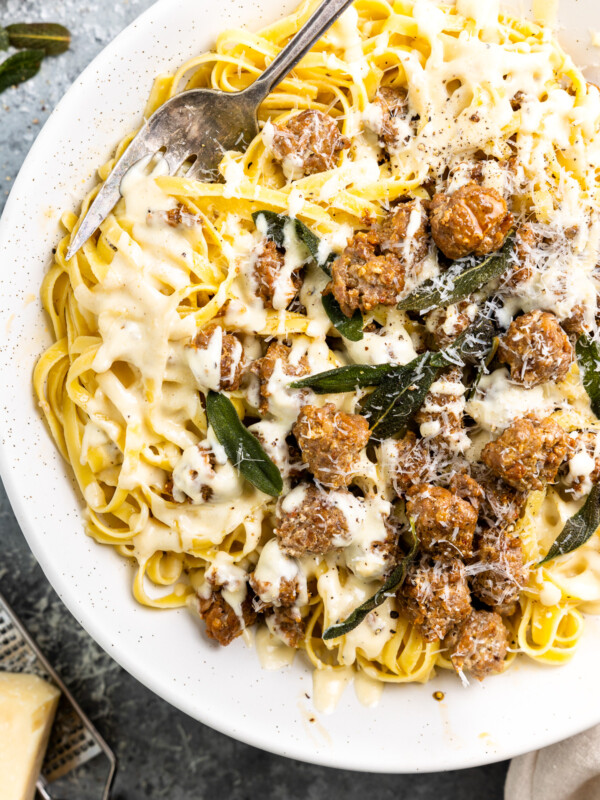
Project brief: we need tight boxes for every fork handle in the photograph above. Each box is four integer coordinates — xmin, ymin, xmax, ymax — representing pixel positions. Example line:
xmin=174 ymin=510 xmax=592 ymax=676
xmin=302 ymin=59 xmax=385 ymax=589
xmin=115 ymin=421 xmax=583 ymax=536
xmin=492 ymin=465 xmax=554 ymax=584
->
xmin=248 ymin=0 xmax=357 ymax=101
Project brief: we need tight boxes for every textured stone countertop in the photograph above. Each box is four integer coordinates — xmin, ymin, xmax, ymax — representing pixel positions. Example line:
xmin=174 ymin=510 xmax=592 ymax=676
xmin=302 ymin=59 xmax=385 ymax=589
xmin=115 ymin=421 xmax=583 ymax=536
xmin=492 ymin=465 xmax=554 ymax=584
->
xmin=0 ymin=1 xmax=508 ymax=797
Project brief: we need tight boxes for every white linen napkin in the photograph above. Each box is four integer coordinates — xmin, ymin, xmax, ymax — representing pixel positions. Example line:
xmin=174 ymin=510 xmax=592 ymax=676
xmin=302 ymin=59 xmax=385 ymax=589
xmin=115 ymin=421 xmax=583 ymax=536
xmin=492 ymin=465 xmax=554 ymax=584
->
xmin=505 ymin=725 xmax=600 ymax=800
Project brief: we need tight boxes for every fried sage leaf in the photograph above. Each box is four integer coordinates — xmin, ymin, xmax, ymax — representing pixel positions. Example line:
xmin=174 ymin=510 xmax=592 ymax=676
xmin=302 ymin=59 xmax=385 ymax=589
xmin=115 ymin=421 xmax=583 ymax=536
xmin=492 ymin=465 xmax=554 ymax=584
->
xmin=0 ymin=28 xmax=9 ymax=51
xmin=252 ymin=209 xmax=364 ymax=340
xmin=538 ymin=485 xmax=600 ymax=566
xmin=291 ymin=363 xmax=400 ymax=393
xmin=576 ymin=334 xmax=600 ymax=418
xmin=252 ymin=210 xmax=324 ymax=265
xmin=6 ymin=23 xmax=71 ymax=56
xmin=0 ymin=49 xmax=44 ymax=94
xmin=397 ymin=234 xmax=515 ymax=312
xmin=205 ymin=391 xmax=283 ymax=497
xmin=322 ymin=526 xmax=418 ymax=640
xmin=321 ymin=293 xmax=364 ymax=341
xmin=361 ymin=353 xmax=440 ymax=441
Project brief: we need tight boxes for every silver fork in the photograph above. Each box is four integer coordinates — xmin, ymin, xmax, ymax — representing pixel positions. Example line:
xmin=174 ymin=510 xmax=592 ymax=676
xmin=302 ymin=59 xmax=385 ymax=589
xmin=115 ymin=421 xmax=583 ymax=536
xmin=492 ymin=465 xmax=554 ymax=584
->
xmin=67 ymin=0 xmax=356 ymax=260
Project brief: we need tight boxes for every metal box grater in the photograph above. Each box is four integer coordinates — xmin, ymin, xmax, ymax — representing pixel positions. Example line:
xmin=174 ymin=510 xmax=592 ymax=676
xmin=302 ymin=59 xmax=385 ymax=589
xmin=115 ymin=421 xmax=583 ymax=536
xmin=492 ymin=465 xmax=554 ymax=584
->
xmin=0 ymin=590 xmax=116 ymax=799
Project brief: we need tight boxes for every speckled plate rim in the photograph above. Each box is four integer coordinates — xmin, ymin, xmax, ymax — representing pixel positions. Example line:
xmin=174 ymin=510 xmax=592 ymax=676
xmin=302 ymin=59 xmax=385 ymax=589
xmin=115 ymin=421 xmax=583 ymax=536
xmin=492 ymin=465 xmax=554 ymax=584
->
xmin=2 ymin=0 xmax=600 ymax=774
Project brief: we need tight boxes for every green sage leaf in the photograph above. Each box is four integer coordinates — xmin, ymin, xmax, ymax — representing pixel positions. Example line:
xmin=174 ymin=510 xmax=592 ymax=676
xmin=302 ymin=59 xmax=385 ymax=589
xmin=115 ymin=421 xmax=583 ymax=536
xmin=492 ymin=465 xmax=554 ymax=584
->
xmin=397 ymin=234 xmax=515 ymax=312
xmin=321 ymin=293 xmax=364 ymax=341
xmin=6 ymin=23 xmax=71 ymax=56
xmin=576 ymin=334 xmax=600 ymax=419
xmin=322 ymin=525 xmax=418 ymax=640
xmin=291 ymin=363 xmax=400 ymax=394
xmin=361 ymin=353 xmax=440 ymax=441
xmin=0 ymin=49 xmax=44 ymax=94
xmin=538 ymin=484 xmax=600 ymax=565
xmin=252 ymin=209 xmax=364 ymax=340
xmin=205 ymin=391 xmax=283 ymax=497
xmin=0 ymin=28 xmax=9 ymax=52
xmin=252 ymin=209 xmax=325 ymax=266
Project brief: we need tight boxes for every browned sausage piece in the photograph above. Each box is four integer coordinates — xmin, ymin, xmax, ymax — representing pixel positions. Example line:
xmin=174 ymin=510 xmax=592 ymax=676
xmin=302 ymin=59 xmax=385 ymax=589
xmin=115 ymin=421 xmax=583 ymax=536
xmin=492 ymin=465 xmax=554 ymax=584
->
xmin=398 ymin=554 xmax=472 ymax=642
xmin=189 ymin=324 xmax=244 ymax=391
xmin=293 ymin=404 xmax=370 ymax=489
xmin=253 ymin=239 xmax=302 ymax=309
xmin=425 ymin=299 xmax=477 ymax=349
xmin=275 ymin=484 xmax=350 ymax=557
xmin=443 ymin=610 xmax=508 ymax=680
xmin=448 ymin=472 xmax=485 ymax=512
xmin=406 ymin=483 xmax=478 ymax=559
xmin=198 ymin=591 xmax=257 ymax=646
xmin=327 ymin=230 xmax=405 ymax=318
xmin=327 ymin=200 xmax=428 ymax=318
xmin=481 ymin=415 xmax=569 ymax=492
xmin=370 ymin=86 xmax=412 ymax=150
xmin=250 ymin=342 xmax=309 ymax=415
xmin=383 ymin=432 xmax=434 ymax=495
xmin=472 ymin=465 xmax=527 ymax=528
xmin=497 ymin=310 xmax=573 ymax=387
xmin=269 ymin=109 xmax=350 ymax=178
xmin=430 ymin=183 xmax=513 ymax=260
xmin=415 ymin=366 xmax=469 ymax=454
xmin=502 ymin=224 xmax=536 ymax=291
xmin=564 ymin=431 xmax=600 ymax=495
xmin=470 ymin=528 xmax=529 ymax=616
xmin=266 ymin=606 xmax=305 ymax=648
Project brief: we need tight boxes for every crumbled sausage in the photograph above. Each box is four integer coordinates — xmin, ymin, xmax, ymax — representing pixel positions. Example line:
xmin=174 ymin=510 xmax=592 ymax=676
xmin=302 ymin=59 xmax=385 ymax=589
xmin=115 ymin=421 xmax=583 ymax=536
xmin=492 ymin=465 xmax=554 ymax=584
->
xmin=497 ymin=310 xmax=573 ymax=388
xmin=250 ymin=574 xmax=305 ymax=608
xmin=327 ymin=201 xmax=428 ymax=317
xmin=564 ymin=431 xmax=600 ymax=495
xmin=266 ymin=606 xmax=305 ymax=648
xmin=275 ymin=484 xmax=350 ymax=557
xmin=189 ymin=324 xmax=244 ymax=391
xmin=471 ymin=466 xmax=527 ymax=528
xmin=377 ymin=201 xmax=430 ymax=265
xmin=502 ymin=224 xmax=536 ymax=291
xmin=448 ymin=472 xmax=485 ymax=512
xmin=481 ymin=415 xmax=569 ymax=492
xmin=198 ymin=591 xmax=257 ymax=646
xmin=470 ymin=528 xmax=529 ymax=615
xmin=425 ymin=299 xmax=478 ymax=349
xmin=250 ymin=342 xmax=309 ymax=415
xmin=293 ymin=403 xmax=370 ymax=489
xmin=370 ymin=86 xmax=412 ymax=150
xmin=561 ymin=304 xmax=587 ymax=337
xmin=327 ymin=230 xmax=404 ymax=318
xmin=253 ymin=239 xmax=302 ymax=309
xmin=415 ymin=367 xmax=469 ymax=454
xmin=383 ymin=432 xmax=435 ymax=495
xmin=406 ymin=483 xmax=478 ymax=559
xmin=430 ymin=183 xmax=513 ymax=260
xmin=443 ymin=610 xmax=508 ymax=680
xmin=269 ymin=109 xmax=350 ymax=178
xmin=398 ymin=554 xmax=472 ymax=642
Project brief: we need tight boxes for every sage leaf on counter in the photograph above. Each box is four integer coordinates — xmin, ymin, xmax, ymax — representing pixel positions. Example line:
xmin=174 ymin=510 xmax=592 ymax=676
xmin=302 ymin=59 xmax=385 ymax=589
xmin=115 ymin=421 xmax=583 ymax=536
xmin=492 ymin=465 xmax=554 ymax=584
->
xmin=538 ymin=485 xmax=600 ymax=566
xmin=252 ymin=209 xmax=364 ymax=341
xmin=0 ymin=28 xmax=9 ymax=51
xmin=205 ymin=391 xmax=283 ymax=497
xmin=323 ymin=525 xmax=418 ymax=640
xmin=6 ymin=23 xmax=71 ymax=56
xmin=576 ymin=334 xmax=600 ymax=418
xmin=0 ymin=49 xmax=44 ymax=95
xmin=291 ymin=363 xmax=400 ymax=393
xmin=397 ymin=234 xmax=515 ymax=312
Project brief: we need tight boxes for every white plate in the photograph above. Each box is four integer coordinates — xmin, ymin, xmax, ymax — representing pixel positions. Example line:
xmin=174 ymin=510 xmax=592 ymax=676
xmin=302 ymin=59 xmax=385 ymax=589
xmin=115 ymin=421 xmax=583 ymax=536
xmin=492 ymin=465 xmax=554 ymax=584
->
xmin=1 ymin=0 xmax=600 ymax=773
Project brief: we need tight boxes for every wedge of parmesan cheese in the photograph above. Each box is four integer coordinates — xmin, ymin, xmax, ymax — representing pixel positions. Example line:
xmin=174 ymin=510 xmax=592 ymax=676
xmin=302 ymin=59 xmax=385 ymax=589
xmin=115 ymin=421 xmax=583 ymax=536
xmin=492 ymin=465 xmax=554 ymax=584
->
xmin=0 ymin=672 xmax=60 ymax=800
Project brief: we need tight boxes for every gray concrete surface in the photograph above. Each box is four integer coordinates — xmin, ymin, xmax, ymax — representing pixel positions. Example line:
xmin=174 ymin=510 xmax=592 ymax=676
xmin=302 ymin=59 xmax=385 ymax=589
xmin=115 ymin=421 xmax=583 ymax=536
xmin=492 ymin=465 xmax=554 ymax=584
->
xmin=0 ymin=1 xmax=508 ymax=796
